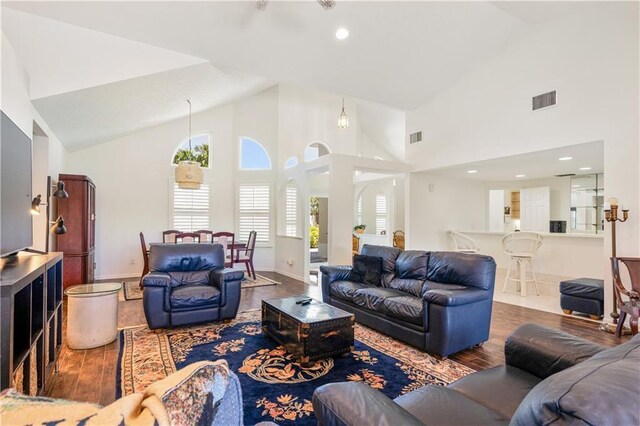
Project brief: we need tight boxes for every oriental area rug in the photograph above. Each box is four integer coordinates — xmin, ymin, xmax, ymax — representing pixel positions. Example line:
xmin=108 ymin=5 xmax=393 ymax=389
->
xmin=122 ymin=275 xmax=279 ymax=301
xmin=117 ymin=311 xmax=474 ymax=425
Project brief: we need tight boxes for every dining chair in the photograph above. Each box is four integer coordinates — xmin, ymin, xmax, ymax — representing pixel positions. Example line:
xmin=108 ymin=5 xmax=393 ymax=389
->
xmin=447 ymin=230 xmax=478 ymax=253
xmin=393 ymin=230 xmax=405 ymax=250
xmin=501 ymin=232 xmax=543 ymax=296
xmin=611 ymin=256 xmax=640 ymax=337
xmin=174 ymin=232 xmax=201 ymax=243
xmin=195 ymin=229 xmax=214 ymax=243
xmin=213 ymin=231 xmax=235 ymax=268
xmin=235 ymin=230 xmax=257 ymax=280
xmin=139 ymin=232 xmax=149 ymax=289
xmin=162 ymin=230 xmax=181 ymax=243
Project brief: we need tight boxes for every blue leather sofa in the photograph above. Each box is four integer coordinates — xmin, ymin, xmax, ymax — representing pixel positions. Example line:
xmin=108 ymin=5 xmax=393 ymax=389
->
xmin=320 ymin=245 xmax=496 ymax=356
xmin=142 ymin=243 xmax=244 ymax=329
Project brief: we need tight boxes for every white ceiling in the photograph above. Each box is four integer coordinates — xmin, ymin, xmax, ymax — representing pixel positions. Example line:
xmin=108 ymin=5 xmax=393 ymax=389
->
xmin=424 ymin=141 xmax=604 ymax=182
xmin=1 ymin=1 xmax=596 ymax=148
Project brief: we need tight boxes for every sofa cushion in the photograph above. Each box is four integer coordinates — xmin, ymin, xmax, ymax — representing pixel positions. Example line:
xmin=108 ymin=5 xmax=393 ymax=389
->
xmin=330 ymin=280 xmax=367 ymax=302
xmin=352 ymin=255 xmax=383 ymax=286
xmin=427 ymin=251 xmax=496 ymax=290
xmin=395 ymin=250 xmax=429 ymax=280
xmin=394 ymin=385 xmax=508 ymax=425
xmin=448 ymin=365 xmax=541 ymax=420
xmin=511 ymin=336 xmax=640 ymax=426
xmin=388 ymin=278 xmax=424 ymax=298
xmin=559 ymin=278 xmax=604 ymax=300
xmin=171 ymin=285 xmax=220 ymax=309
xmin=353 ymin=287 xmax=408 ymax=311
xmin=383 ymin=296 xmax=424 ymax=325
xmin=361 ymin=244 xmax=402 ymax=273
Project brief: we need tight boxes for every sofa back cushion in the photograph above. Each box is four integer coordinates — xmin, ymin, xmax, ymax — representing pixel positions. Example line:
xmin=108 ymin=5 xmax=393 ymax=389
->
xmin=427 ymin=252 xmax=496 ymax=290
xmin=352 ymin=255 xmax=383 ymax=287
xmin=511 ymin=335 xmax=640 ymax=426
xmin=361 ymin=244 xmax=402 ymax=273
xmin=395 ymin=250 xmax=429 ymax=280
xmin=150 ymin=243 xmax=225 ymax=273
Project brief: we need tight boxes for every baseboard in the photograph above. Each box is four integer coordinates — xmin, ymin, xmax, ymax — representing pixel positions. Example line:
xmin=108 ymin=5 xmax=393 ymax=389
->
xmin=274 ymin=268 xmax=306 ymax=283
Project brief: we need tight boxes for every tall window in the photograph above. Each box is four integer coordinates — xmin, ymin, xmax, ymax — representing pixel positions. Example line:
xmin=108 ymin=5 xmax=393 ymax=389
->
xmin=376 ymin=194 xmax=387 ymax=234
xmin=172 ymin=183 xmax=210 ymax=232
xmin=356 ymin=196 xmax=363 ymax=226
xmin=284 ymin=184 xmax=298 ymax=237
xmin=238 ymin=184 xmax=270 ymax=243
xmin=240 ymin=137 xmax=271 ymax=170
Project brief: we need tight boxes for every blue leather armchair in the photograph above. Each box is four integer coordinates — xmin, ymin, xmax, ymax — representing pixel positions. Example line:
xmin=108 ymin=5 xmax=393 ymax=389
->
xmin=320 ymin=245 xmax=496 ymax=356
xmin=142 ymin=243 xmax=244 ymax=329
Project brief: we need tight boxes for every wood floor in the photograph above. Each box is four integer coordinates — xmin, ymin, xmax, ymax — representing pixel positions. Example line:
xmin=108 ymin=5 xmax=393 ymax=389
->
xmin=48 ymin=272 xmax=628 ymax=405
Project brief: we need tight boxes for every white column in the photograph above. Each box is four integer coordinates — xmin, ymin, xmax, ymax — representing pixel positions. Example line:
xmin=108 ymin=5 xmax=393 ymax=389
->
xmin=328 ymin=157 xmax=353 ymax=265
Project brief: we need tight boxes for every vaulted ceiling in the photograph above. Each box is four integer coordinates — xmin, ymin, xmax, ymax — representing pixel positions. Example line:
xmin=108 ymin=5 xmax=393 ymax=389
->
xmin=2 ymin=1 xmax=597 ymax=149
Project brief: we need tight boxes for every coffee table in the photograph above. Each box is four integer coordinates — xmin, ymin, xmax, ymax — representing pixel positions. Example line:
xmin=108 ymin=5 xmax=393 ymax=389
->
xmin=261 ymin=295 xmax=355 ymax=366
xmin=65 ymin=283 xmax=121 ymax=349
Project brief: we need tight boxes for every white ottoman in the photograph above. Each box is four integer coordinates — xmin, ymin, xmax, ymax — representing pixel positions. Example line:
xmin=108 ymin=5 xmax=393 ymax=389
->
xmin=65 ymin=283 xmax=121 ymax=349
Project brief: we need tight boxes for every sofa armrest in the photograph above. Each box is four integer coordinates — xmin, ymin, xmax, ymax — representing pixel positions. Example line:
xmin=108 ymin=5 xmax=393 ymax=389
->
xmin=312 ymin=382 xmax=422 ymax=426
xmin=319 ymin=265 xmax=353 ymax=283
xmin=423 ymin=287 xmax=490 ymax=307
xmin=142 ymin=272 xmax=171 ymax=288
xmin=505 ymin=323 xmax=606 ymax=379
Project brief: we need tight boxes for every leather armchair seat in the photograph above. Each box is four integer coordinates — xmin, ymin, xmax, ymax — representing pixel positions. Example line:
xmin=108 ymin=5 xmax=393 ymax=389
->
xmin=142 ymin=243 xmax=244 ymax=329
xmin=320 ymin=245 xmax=496 ymax=356
xmin=313 ymin=324 xmax=640 ymax=426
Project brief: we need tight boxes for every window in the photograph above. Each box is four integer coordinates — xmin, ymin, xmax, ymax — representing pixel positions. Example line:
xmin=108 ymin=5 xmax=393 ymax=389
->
xmin=238 ymin=184 xmax=270 ymax=243
xmin=284 ymin=184 xmax=298 ymax=236
xmin=172 ymin=183 xmax=210 ymax=232
xmin=173 ymin=134 xmax=210 ymax=167
xmin=304 ymin=142 xmax=331 ymax=162
xmin=356 ymin=196 xmax=363 ymax=226
xmin=284 ymin=156 xmax=298 ymax=169
xmin=376 ymin=194 xmax=387 ymax=234
xmin=240 ymin=137 xmax=271 ymax=170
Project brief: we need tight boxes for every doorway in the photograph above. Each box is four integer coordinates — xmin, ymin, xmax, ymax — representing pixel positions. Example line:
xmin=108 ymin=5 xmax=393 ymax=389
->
xmin=309 ymin=196 xmax=328 ymax=283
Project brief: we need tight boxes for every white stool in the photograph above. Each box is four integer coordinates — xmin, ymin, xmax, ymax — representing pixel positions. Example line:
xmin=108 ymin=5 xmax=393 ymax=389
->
xmin=447 ymin=231 xmax=479 ymax=253
xmin=501 ymin=232 xmax=543 ymax=296
xmin=65 ymin=283 xmax=121 ymax=349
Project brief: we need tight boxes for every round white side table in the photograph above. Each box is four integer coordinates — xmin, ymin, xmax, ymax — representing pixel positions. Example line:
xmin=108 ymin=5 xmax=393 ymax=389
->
xmin=65 ymin=283 xmax=121 ymax=349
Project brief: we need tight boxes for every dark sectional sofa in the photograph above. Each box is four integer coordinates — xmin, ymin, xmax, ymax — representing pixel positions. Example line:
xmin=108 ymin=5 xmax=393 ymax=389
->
xmin=312 ymin=323 xmax=640 ymax=426
xmin=320 ymin=244 xmax=497 ymax=356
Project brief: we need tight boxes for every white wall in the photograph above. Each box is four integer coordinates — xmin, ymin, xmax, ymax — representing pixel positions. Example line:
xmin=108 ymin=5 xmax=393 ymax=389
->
xmin=406 ymin=5 xmax=639 ymax=320
xmin=1 ymin=33 xmax=32 ymax=137
xmin=407 ymin=173 xmax=486 ymax=250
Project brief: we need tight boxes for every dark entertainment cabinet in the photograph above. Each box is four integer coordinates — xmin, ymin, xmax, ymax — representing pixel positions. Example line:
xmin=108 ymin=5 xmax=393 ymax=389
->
xmin=0 ymin=252 xmax=64 ymax=394
xmin=57 ymin=174 xmax=96 ymax=289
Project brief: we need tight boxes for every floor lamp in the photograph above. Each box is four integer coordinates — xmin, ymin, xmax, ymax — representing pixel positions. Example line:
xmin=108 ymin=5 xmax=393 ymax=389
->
xmin=30 ymin=176 xmax=69 ymax=253
xmin=599 ymin=197 xmax=630 ymax=334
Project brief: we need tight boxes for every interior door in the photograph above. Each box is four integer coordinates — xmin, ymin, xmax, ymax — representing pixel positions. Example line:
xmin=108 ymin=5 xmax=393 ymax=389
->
xmin=520 ymin=187 xmax=550 ymax=232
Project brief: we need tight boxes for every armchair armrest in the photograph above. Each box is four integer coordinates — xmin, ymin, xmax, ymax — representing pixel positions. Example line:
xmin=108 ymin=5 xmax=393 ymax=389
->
xmin=312 ymin=382 xmax=422 ymax=426
xmin=210 ymin=268 xmax=244 ymax=286
xmin=142 ymin=272 xmax=171 ymax=288
xmin=210 ymin=268 xmax=244 ymax=320
xmin=423 ymin=287 xmax=489 ymax=307
xmin=319 ymin=265 xmax=353 ymax=283
xmin=505 ymin=323 xmax=606 ymax=379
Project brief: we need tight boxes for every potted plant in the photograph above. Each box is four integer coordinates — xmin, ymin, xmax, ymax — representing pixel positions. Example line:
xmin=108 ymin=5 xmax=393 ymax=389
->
xmin=353 ymin=224 xmax=367 ymax=234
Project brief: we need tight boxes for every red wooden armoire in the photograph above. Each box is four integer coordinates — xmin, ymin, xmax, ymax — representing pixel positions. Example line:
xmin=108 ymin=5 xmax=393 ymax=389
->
xmin=56 ymin=174 xmax=96 ymax=289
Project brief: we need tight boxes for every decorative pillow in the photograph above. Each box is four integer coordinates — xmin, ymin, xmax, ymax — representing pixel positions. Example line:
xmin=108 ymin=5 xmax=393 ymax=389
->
xmin=351 ymin=255 xmax=383 ymax=287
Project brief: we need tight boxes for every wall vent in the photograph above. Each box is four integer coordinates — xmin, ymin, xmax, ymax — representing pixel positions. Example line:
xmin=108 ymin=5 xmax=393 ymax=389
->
xmin=532 ymin=90 xmax=557 ymax=111
xmin=409 ymin=131 xmax=422 ymax=144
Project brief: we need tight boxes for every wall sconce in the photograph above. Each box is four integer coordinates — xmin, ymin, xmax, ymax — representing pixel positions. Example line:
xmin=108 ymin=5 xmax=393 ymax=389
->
xmin=36 ymin=176 xmax=70 ymax=252
xmin=600 ymin=197 xmax=630 ymax=333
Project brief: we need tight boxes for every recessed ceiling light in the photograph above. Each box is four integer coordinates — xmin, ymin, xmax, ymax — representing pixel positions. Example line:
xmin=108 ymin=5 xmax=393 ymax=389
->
xmin=335 ymin=28 xmax=349 ymax=40
xmin=467 ymin=170 xmax=478 ymax=174
xmin=579 ymin=167 xmax=592 ymax=171
xmin=515 ymin=174 xmax=525 ymax=178
xmin=558 ymin=156 xmax=573 ymax=161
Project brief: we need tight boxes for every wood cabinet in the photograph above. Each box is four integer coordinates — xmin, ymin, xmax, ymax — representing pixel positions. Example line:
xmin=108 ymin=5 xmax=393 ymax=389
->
xmin=510 ymin=191 xmax=521 ymax=219
xmin=56 ymin=174 xmax=96 ymax=288
xmin=0 ymin=252 xmax=64 ymax=393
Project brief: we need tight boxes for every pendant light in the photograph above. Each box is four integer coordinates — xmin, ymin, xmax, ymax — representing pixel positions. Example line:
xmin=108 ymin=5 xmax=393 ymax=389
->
xmin=337 ymin=97 xmax=349 ymax=129
xmin=175 ymin=99 xmax=203 ymax=190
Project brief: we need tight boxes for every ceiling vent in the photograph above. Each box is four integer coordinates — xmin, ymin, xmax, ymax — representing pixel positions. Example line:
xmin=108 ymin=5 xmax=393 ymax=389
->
xmin=409 ymin=131 xmax=422 ymax=144
xmin=555 ymin=173 xmax=576 ymax=177
xmin=532 ymin=90 xmax=557 ymax=111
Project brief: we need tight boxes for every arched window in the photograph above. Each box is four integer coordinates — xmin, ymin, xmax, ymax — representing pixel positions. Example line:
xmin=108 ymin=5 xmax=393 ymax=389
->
xmin=284 ymin=156 xmax=298 ymax=169
xmin=240 ymin=137 xmax=272 ymax=170
xmin=172 ymin=133 xmax=210 ymax=167
xmin=304 ymin=142 xmax=331 ymax=162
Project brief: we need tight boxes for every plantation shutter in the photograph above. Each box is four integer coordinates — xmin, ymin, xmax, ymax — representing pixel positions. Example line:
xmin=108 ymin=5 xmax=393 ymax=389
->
xmin=173 ymin=183 xmax=210 ymax=232
xmin=356 ymin=196 xmax=363 ymax=226
xmin=285 ymin=184 xmax=298 ymax=237
xmin=376 ymin=194 xmax=387 ymax=234
xmin=238 ymin=184 xmax=270 ymax=243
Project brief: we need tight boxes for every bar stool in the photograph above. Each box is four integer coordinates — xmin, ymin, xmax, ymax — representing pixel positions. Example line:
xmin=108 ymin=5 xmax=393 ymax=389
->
xmin=501 ymin=232 xmax=543 ymax=296
xmin=447 ymin=230 xmax=479 ymax=253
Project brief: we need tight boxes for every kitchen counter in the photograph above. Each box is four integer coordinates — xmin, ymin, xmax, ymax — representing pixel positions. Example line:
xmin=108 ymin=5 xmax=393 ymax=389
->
xmin=459 ymin=230 xmax=604 ymax=239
